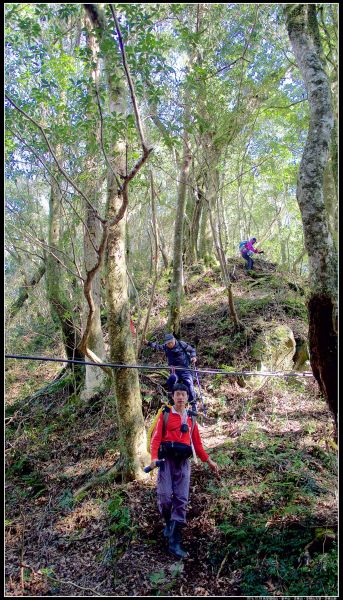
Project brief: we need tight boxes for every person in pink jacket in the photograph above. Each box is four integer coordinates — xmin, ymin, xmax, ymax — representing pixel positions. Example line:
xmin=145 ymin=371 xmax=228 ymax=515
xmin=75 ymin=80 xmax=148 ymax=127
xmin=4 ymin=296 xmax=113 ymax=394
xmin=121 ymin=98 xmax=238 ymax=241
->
xmin=240 ymin=237 xmax=264 ymax=271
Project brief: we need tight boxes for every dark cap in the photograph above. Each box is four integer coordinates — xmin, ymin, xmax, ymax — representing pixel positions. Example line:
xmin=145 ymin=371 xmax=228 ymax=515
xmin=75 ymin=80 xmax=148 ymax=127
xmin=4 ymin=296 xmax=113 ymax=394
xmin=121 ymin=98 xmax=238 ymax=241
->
xmin=164 ymin=333 xmax=174 ymax=343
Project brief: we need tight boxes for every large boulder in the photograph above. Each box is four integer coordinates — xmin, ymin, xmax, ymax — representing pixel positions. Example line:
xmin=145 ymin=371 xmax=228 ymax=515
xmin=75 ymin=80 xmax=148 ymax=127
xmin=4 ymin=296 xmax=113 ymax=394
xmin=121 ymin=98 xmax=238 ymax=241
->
xmin=251 ymin=324 xmax=296 ymax=372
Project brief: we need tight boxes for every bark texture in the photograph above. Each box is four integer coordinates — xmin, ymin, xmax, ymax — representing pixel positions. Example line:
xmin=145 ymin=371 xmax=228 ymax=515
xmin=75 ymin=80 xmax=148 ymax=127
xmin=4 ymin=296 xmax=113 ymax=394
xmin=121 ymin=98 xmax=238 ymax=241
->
xmin=46 ymin=179 xmax=84 ymax=369
xmin=7 ymin=263 xmax=46 ymax=323
xmin=198 ymin=201 xmax=213 ymax=265
xmin=81 ymin=13 xmax=108 ymax=399
xmin=85 ymin=3 xmax=150 ymax=479
xmin=167 ymin=131 xmax=192 ymax=336
xmin=285 ymin=4 xmax=337 ymax=428
xmin=106 ymin=176 xmax=150 ymax=480
xmin=82 ymin=205 xmax=108 ymax=398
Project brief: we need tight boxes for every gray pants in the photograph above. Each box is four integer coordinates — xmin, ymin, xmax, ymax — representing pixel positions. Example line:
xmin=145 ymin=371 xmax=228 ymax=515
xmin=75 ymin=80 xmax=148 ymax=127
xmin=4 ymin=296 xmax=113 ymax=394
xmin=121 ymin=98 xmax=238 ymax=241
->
xmin=157 ymin=457 xmax=191 ymax=524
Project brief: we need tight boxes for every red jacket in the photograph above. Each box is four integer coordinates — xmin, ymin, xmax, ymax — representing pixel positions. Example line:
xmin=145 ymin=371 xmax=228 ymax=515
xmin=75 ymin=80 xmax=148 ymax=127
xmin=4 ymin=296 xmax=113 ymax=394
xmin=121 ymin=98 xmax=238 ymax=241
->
xmin=150 ymin=409 xmax=209 ymax=462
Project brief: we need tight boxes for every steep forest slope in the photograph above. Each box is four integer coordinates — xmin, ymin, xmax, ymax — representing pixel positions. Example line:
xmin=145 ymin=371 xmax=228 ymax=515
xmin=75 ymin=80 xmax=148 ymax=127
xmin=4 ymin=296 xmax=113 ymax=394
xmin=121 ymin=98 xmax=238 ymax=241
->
xmin=5 ymin=259 xmax=337 ymax=597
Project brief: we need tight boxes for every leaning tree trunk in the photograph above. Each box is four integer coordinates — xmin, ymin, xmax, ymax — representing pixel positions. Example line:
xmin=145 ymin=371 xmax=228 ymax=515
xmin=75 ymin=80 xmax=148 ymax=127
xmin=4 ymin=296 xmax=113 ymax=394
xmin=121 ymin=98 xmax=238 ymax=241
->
xmin=285 ymin=4 xmax=337 ymax=431
xmin=157 ymin=226 xmax=169 ymax=271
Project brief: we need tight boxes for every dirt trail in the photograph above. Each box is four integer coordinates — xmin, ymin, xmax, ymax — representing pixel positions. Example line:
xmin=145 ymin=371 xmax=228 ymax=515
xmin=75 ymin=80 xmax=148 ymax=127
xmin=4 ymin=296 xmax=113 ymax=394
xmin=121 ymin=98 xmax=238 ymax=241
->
xmin=5 ymin=262 xmax=337 ymax=596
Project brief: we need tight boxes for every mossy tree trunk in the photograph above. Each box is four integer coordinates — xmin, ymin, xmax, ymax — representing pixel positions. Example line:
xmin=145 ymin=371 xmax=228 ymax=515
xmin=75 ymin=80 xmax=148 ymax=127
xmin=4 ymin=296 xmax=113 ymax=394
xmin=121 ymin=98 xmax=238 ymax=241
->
xmin=285 ymin=4 xmax=337 ymax=431
xmin=205 ymin=149 xmax=241 ymax=329
xmin=319 ymin=5 xmax=338 ymax=248
xmin=85 ymin=3 xmax=150 ymax=479
xmin=167 ymin=127 xmax=192 ymax=337
xmin=106 ymin=174 xmax=150 ymax=480
xmin=81 ymin=12 xmax=108 ymax=399
xmin=184 ymin=182 xmax=203 ymax=267
xmin=7 ymin=262 xmax=46 ymax=323
xmin=198 ymin=200 xmax=213 ymax=265
xmin=46 ymin=178 xmax=84 ymax=381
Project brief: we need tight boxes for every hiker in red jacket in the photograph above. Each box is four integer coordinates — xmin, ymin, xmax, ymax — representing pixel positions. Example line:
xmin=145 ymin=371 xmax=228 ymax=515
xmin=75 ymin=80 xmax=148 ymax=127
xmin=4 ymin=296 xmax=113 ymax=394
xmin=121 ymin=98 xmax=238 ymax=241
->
xmin=148 ymin=383 xmax=219 ymax=559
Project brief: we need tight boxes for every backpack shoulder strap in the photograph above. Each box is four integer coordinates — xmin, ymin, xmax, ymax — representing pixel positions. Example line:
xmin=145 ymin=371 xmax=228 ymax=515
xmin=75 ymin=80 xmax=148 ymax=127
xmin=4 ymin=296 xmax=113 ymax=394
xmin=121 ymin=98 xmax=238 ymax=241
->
xmin=147 ymin=406 xmax=163 ymax=453
xmin=181 ymin=340 xmax=193 ymax=353
xmin=179 ymin=340 xmax=192 ymax=359
xmin=187 ymin=410 xmax=196 ymax=436
xmin=162 ymin=405 xmax=171 ymax=436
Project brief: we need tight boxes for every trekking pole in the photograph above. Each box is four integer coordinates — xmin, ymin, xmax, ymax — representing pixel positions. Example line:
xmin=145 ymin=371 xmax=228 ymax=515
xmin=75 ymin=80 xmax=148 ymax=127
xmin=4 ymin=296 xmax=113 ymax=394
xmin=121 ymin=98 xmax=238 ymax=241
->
xmin=144 ymin=459 xmax=165 ymax=473
xmin=194 ymin=367 xmax=207 ymax=416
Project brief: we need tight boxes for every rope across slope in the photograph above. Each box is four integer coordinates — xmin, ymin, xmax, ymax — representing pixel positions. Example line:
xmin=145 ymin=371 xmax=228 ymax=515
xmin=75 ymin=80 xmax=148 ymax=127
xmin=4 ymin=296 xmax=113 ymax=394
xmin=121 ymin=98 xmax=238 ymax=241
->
xmin=5 ymin=354 xmax=314 ymax=378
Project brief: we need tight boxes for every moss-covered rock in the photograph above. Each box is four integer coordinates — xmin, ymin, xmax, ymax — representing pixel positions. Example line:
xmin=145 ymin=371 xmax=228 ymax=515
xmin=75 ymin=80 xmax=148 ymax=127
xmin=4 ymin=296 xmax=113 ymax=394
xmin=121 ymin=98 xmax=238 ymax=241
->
xmin=293 ymin=337 xmax=310 ymax=371
xmin=251 ymin=324 xmax=296 ymax=372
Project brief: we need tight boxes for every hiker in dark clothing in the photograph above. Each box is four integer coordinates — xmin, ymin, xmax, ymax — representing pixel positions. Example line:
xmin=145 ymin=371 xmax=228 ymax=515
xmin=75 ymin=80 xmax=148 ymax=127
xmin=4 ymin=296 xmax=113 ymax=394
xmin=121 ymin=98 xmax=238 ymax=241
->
xmin=145 ymin=334 xmax=198 ymax=410
xmin=148 ymin=383 xmax=219 ymax=559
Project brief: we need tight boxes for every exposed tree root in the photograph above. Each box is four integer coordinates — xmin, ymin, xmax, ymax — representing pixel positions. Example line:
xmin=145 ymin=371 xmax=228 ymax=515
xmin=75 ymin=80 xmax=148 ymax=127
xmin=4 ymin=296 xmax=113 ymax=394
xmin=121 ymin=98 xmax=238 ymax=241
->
xmin=73 ymin=457 xmax=125 ymax=500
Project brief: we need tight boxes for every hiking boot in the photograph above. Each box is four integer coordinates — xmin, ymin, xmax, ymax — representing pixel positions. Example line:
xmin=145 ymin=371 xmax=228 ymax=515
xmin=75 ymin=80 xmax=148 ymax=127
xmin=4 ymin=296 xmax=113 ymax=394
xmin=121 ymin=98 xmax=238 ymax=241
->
xmin=168 ymin=520 xmax=189 ymax=559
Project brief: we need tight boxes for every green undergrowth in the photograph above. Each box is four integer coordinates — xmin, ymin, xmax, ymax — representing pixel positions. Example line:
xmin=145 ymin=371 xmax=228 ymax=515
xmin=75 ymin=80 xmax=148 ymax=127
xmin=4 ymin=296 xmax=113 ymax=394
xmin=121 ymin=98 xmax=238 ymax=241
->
xmin=205 ymin=427 xmax=337 ymax=596
xmin=146 ymin=563 xmax=185 ymax=596
xmin=6 ymin=381 xmax=118 ymax=508
xmin=103 ymin=491 xmax=138 ymax=564
xmin=235 ymin=295 xmax=308 ymax=321
xmin=5 ymin=260 xmax=337 ymax=596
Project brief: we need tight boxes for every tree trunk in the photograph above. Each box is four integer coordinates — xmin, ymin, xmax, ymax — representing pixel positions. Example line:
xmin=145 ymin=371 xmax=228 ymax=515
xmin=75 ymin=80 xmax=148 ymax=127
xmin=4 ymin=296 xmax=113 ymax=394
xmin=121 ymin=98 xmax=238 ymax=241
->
xmin=292 ymin=247 xmax=307 ymax=273
xmin=85 ymin=3 xmax=150 ymax=477
xmin=167 ymin=130 xmax=192 ymax=336
xmin=285 ymin=4 xmax=337 ymax=430
xmin=7 ymin=262 xmax=46 ymax=323
xmin=157 ymin=226 xmax=169 ymax=271
xmin=138 ymin=170 xmax=160 ymax=355
xmin=205 ymin=142 xmax=241 ymax=329
xmin=207 ymin=190 xmax=241 ymax=330
xmin=46 ymin=179 xmax=84 ymax=372
xmin=185 ymin=183 xmax=202 ymax=266
xmin=81 ymin=205 xmax=108 ymax=398
xmin=81 ymin=14 xmax=108 ymax=399
xmin=277 ymin=214 xmax=287 ymax=270
xmin=106 ymin=174 xmax=150 ymax=480
xmin=323 ymin=155 xmax=338 ymax=246
xmin=198 ymin=202 xmax=213 ymax=265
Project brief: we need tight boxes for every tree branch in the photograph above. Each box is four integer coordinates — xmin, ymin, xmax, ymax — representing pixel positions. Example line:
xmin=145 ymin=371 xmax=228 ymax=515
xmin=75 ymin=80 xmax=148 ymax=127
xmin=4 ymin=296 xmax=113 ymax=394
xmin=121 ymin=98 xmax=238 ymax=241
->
xmin=9 ymin=126 xmax=99 ymax=255
xmin=110 ymin=4 xmax=149 ymax=152
xmin=5 ymin=95 xmax=106 ymax=225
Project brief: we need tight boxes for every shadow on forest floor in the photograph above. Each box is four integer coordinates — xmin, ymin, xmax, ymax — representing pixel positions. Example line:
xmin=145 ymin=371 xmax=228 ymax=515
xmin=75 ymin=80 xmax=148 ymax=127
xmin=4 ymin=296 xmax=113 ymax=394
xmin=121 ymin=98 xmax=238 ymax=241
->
xmin=5 ymin=262 xmax=337 ymax=596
